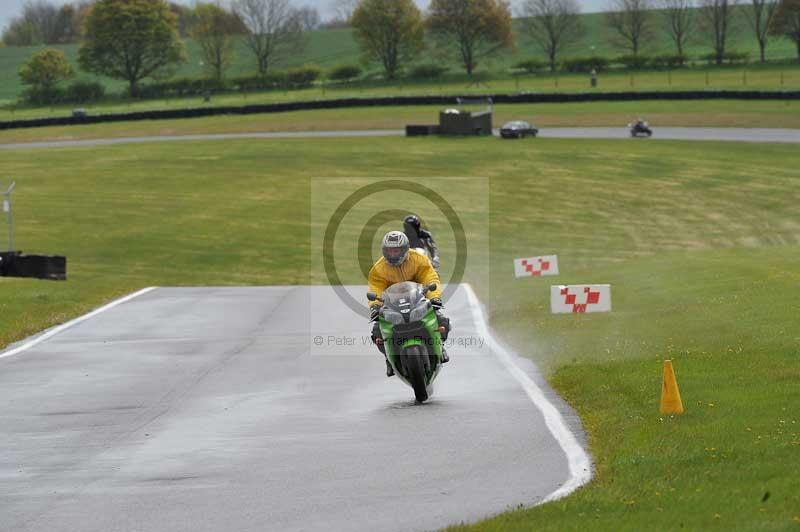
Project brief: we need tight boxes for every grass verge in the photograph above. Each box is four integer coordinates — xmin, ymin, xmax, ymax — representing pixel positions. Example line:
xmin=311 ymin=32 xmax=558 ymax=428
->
xmin=0 ymin=137 xmax=798 ymax=529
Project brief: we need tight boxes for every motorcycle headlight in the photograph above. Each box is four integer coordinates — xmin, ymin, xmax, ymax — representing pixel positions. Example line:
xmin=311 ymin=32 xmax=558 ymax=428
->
xmin=409 ymin=301 xmax=430 ymax=322
xmin=382 ymin=309 xmax=405 ymax=325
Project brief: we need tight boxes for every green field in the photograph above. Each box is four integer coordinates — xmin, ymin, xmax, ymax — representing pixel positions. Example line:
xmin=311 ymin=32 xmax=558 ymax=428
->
xmin=1 ymin=9 xmax=799 ymax=111
xmin=0 ymin=135 xmax=798 ymax=529
xmin=1 ymin=100 xmax=799 ymax=145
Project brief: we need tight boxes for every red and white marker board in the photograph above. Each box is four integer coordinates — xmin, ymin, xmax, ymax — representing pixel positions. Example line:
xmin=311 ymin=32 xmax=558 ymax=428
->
xmin=550 ymin=285 xmax=612 ymax=314
xmin=514 ymin=255 xmax=559 ymax=278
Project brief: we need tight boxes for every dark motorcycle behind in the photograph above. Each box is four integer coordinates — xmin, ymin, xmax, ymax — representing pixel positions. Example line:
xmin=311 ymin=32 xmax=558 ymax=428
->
xmin=629 ymin=121 xmax=653 ymax=138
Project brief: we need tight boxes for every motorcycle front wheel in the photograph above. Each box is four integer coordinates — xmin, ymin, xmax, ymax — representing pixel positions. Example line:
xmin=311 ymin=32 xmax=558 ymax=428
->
xmin=402 ymin=345 xmax=429 ymax=403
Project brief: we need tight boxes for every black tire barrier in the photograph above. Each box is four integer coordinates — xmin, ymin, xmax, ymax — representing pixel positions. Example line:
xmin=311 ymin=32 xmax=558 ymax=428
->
xmin=0 ymin=251 xmax=67 ymax=280
xmin=405 ymin=125 xmax=440 ymax=136
xmin=0 ymin=251 xmax=11 ymax=276
xmin=2 ymin=90 xmax=799 ymax=131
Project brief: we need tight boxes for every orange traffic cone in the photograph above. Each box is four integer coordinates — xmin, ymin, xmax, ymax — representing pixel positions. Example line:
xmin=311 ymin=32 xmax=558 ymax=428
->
xmin=660 ymin=359 xmax=684 ymax=415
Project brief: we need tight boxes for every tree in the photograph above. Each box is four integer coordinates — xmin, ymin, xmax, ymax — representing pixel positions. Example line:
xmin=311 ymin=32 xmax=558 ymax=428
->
xmin=427 ymin=0 xmax=514 ymax=75
xmin=520 ymin=0 xmax=584 ymax=72
xmin=19 ymin=48 xmax=74 ymax=89
xmin=770 ymin=0 xmax=800 ymax=61
xmin=350 ymin=0 xmax=424 ymax=79
xmin=192 ymin=3 xmax=241 ymax=81
xmin=2 ymin=19 xmax=40 ymax=46
xmin=658 ymin=0 xmax=693 ymax=59
xmin=18 ymin=48 xmax=74 ymax=102
xmin=79 ymin=0 xmax=185 ymax=96
xmin=745 ymin=0 xmax=779 ymax=62
xmin=604 ymin=0 xmax=653 ymax=57
xmin=233 ymin=0 xmax=307 ymax=77
xmin=698 ymin=0 xmax=735 ymax=64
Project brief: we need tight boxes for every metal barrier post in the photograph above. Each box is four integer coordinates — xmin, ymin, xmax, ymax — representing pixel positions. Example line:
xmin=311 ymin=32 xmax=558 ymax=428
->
xmin=2 ymin=181 xmax=16 ymax=252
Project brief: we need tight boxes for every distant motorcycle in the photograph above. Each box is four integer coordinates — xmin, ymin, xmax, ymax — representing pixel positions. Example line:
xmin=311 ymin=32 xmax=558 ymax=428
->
xmin=403 ymin=220 xmax=440 ymax=271
xmin=368 ymin=281 xmax=446 ymax=403
xmin=629 ymin=120 xmax=653 ymax=138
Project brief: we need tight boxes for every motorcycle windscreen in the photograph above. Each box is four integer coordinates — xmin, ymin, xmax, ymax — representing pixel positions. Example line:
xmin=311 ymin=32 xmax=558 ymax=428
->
xmin=382 ymin=281 xmax=423 ymax=308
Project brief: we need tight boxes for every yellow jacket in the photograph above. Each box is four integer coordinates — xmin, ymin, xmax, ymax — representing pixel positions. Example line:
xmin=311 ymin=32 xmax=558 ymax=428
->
xmin=367 ymin=249 xmax=442 ymax=306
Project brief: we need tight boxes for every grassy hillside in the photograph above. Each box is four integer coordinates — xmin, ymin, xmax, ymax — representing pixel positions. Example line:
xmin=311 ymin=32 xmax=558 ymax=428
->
xmin=0 ymin=136 xmax=798 ymax=530
xmin=1 ymin=10 xmax=798 ymax=105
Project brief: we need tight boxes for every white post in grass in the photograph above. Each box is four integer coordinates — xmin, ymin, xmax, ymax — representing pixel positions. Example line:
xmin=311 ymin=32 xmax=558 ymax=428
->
xmin=2 ymin=181 xmax=16 ymax=252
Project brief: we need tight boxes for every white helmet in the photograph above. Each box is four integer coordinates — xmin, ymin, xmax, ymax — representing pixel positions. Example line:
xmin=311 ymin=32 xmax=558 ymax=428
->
xmin=381 ymin=231 xmax=409 ymax=266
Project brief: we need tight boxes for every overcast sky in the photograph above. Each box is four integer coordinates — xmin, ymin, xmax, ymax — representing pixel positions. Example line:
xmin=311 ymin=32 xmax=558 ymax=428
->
xmin=0 ymin=0 xmax=608 ymax=32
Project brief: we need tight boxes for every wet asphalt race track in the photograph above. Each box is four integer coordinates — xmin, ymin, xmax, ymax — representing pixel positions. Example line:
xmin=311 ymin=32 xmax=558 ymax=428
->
xmin=1 ymin=126 xmax=799 ymax=150
xmin=0 ymin=285 xmax=589 ymax=532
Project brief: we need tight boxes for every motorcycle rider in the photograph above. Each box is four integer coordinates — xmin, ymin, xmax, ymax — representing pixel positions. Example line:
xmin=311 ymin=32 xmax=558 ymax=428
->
xmin=403 ymin=214 xmax=440 ymax=270
xmin=368 ymin=231 xmax=451 ymax=377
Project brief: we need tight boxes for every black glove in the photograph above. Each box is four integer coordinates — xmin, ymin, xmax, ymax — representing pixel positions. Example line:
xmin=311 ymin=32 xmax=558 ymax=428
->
xmin=430 ymin=297 xmax=444 ymax=310
xmin=369 ymin=305 xmax=380 ymax=322
xmin=436 ymin=313 xmax=451 ymax=341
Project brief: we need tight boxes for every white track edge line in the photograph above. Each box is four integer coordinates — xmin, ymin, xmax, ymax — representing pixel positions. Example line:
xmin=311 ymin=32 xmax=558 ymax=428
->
xmin=463 ymin=283 xmax=592 ymax=504
xmin=0 ymin=286 xmax=158 ymax=361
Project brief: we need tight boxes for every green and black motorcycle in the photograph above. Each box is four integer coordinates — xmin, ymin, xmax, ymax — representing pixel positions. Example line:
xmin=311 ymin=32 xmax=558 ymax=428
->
xmin=367 ymin=281 xmax=446 ymax=403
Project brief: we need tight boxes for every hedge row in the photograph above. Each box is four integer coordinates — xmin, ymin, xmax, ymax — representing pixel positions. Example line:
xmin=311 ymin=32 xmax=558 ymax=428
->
xmin=134 ymin=66 xmax=323 ymax=98
xmin=2 ymin=91 xmax=799 ymax=131
xmin=126 ymin=64 xmax=450 ymax=99
xmin=513 ymin=52 xmax=750 ymax=74
xmin=22 ymin=81 xmax=106 ymax=105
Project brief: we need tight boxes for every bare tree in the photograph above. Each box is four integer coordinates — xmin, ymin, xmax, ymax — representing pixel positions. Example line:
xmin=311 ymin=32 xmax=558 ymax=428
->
xmin=193 ymin=3 xmax=243 ymax=81
xmin=169 ymin=2 xmax=197 ymax=37
xmin=605 ymin=0 xmax=653 ymax=56
xmin=22 ymin=0 xmax=61 ymax=44
xmin=2 ymin=18 xmax=40 ymax=46
xmin=699 ymin=0 xmax=735 ymax=64
xmin=520 ymin=0 xmax=584 ymax=72
xmin=296 ymin=6 xmax=321 ymax=29
xmin=658 ymin=0 xmax=693 ymax=59
xmin=1 ymin=0 xmax=90 ymax=45
xmin=770 ymin=0 xmax=800 ymax=61
xmin=745 ymin=0 xmax=779 ymax=61
xmin=233 ymin=0 xmax=307 ymax=77
xmin=331 ymin=0 xmax=358 ymax=21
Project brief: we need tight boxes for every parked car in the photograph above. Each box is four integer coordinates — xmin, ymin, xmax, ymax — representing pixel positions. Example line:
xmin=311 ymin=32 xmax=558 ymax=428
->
xmin=500 ymin=120 xmax=538 ymax=139
xmin=629 ymin=119 xmax=653 ymax=138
